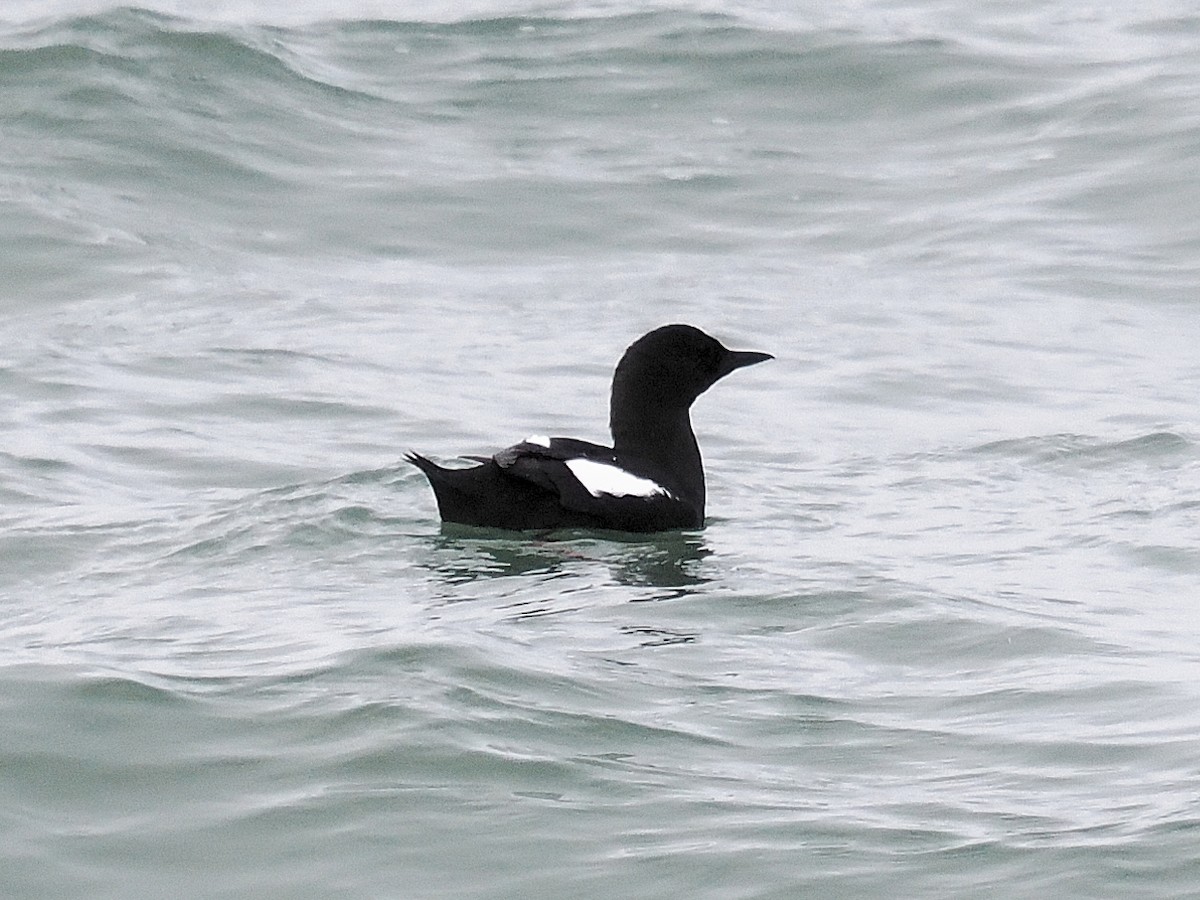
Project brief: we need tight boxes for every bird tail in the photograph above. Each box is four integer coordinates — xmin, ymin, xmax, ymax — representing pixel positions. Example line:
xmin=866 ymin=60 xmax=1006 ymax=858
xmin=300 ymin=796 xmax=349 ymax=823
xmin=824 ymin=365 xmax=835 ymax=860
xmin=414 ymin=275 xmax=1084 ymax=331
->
xmin=404 ymin=451 xmax=442 ymax=478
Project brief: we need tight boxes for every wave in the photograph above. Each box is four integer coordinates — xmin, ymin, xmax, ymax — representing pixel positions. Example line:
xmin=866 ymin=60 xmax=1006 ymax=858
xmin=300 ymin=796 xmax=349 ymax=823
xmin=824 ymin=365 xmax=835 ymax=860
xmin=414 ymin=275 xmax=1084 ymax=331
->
xmin=972 ymin=432 xmax=1195 ymax=468
xmin=4 ymin=3 xmax=1199 ymax=285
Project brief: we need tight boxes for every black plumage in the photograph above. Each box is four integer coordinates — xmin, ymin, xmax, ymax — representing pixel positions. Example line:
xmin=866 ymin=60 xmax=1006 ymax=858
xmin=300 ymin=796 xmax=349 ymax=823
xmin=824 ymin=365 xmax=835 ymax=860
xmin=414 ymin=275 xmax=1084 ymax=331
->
xmin=406 ymin=324 xmax=772 ymax=533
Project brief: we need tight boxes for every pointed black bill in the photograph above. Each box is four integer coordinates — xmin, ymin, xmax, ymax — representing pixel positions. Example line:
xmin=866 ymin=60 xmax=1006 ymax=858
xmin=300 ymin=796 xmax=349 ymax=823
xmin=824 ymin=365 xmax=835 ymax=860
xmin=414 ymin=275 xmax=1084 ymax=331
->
xmin=718 ymin=348 xmax=774 ymax=378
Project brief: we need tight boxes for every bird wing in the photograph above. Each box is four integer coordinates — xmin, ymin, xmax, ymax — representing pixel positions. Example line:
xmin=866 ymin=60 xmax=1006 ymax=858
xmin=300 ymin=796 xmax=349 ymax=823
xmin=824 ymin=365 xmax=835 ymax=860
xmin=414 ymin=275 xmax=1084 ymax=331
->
xmin=491 ymin=438 xmax=698 ymax=531
xmin=492 ymin=438 xmax=613 ymax=505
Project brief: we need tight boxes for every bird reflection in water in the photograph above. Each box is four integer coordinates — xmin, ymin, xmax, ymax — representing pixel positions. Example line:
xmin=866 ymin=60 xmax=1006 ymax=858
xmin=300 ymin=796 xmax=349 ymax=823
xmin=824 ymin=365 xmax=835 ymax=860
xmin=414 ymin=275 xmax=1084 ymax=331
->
xmin=422 ymin=526 xmax=712 ymax=596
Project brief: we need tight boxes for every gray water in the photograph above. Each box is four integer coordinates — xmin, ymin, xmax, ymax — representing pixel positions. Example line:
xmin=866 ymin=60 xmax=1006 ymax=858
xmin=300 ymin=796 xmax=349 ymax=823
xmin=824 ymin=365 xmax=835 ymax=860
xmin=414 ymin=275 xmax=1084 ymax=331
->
xmin=3 ymin=2 xmax=1200 ymax=897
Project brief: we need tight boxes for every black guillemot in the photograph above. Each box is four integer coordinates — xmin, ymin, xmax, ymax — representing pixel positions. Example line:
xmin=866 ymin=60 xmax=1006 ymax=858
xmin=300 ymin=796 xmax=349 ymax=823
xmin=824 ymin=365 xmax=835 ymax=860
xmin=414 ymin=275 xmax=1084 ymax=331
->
xmin=406 ymin=324 xmax=772 ymax=533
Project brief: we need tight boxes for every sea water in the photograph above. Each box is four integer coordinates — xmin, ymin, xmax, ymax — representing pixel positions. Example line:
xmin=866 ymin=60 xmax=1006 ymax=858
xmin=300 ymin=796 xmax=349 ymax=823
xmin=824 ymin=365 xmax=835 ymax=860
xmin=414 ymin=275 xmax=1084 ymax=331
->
xmin=2 ymin=1 xmax=1199 ymax=897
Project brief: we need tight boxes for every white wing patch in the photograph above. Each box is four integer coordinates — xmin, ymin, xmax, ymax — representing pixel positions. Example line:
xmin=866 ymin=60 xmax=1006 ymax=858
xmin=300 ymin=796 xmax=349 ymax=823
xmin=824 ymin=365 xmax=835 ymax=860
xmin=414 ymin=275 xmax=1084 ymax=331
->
xmin=565 ymin=458 xmax=673 ymax=499
xmin=525 ymin=434 xmax=551 ymax=447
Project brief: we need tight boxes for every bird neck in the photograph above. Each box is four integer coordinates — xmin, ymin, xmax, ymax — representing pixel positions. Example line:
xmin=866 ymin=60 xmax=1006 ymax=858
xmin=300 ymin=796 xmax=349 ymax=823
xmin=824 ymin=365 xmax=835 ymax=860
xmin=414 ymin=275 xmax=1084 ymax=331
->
xmin=610 ymin=401 xmax=705 ymax=510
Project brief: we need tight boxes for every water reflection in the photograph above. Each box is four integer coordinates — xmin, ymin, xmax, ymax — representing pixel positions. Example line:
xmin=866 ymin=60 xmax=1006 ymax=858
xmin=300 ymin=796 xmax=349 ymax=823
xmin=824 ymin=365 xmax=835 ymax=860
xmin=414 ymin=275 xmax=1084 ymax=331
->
xmin=420 ymin=525 xmax=712 ymax=595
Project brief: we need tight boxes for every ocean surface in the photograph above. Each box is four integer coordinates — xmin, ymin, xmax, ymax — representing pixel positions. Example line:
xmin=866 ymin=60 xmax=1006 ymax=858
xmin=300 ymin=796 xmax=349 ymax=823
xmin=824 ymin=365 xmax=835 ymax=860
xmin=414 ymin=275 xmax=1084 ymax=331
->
xmin=3 ymin=1 xmax=1200 ymax=897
